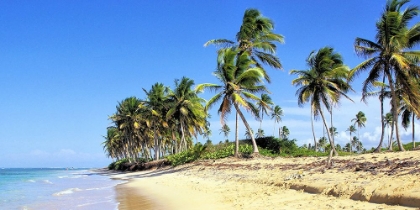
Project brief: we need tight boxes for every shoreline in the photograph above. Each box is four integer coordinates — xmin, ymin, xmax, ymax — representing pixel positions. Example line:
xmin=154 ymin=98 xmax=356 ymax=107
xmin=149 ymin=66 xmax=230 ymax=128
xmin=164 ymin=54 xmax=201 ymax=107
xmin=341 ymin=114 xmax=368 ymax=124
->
xmin=110 ymin=151 xmax=420 ymax=209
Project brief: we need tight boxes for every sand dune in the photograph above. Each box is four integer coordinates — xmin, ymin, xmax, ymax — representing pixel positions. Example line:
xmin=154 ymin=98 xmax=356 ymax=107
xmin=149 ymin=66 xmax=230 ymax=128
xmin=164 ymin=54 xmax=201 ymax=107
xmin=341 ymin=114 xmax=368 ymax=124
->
xmin=113 ymin=150 xmax=420 ymax=209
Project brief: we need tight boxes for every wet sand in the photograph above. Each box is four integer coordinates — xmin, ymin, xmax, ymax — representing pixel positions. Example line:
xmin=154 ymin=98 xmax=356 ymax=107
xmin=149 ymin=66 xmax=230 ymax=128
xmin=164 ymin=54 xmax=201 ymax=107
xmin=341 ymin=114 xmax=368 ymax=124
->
xmin=112 ymin=150 xmax=420 ymax=209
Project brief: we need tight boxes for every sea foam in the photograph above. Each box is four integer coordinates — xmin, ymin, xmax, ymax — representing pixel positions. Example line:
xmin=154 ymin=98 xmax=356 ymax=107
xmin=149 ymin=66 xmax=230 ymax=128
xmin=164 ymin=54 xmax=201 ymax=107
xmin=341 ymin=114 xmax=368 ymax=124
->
xmin=53 ymin=188 xmax=82 ymax=196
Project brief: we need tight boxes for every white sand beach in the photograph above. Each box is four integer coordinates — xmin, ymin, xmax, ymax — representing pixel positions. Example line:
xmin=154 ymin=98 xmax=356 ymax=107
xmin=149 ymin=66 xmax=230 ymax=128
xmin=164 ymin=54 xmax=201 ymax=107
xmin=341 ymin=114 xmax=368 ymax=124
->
xmin=112 ymin=150 xmax=420 ymax=210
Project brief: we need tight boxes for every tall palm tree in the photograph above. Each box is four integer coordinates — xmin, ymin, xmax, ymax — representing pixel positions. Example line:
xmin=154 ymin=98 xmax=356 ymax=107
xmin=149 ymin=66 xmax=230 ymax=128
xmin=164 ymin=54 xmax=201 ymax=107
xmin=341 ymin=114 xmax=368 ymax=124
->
xmin=143 ymin=83 xmax=170 ymax=160
xmin=109 ymin=97 xmax=144 ymax=162
xmin=290 ymin=47 xmax=352 ymax=161
xmin=204 ymin=9 xmax=284 ymax=82
xmin=346 ymin=125 xmax=357 ymax=153
xmin=166 ymin=77 xmax=207 ymax=153
xmin=384 ymin=112 xmax=395 ymax=150
xmin=245 ymin=128 xmax=254 ymax=139
xmin=196 ymin=48 xmax=267 ymax=155
xmin=352 ymin=111 xmax=367 ymax=142
xmin=329 ymin=127 xmax=338 ymax=143
xmin=203 ymin=127 xmax=212 ymax=142
xmin=257 ymin=93 xmax=274 ymax=129
xmin=256 ymin=128 xmax=265 ymax=138
xmin=220 ymin=124 xmax=231 ymax=141
xmin=318 ymin=137 xmax=327 ymax=152
xmin=356 ymin=140 xmax=364 ymax=153
xmin=397 ymin=77 xmax=420 ymax=149
xmin=279 ymin=126 xmax=290 ymax=139
xmin=351 ymin=136 xmax=363 ymax=153
xmin=102 ymin=126 xmax=121 ymax=161
xmin=271 ymin=105 xmax=283 ymax=138
xmin=351 ymin=0 xmax=420 ymax=151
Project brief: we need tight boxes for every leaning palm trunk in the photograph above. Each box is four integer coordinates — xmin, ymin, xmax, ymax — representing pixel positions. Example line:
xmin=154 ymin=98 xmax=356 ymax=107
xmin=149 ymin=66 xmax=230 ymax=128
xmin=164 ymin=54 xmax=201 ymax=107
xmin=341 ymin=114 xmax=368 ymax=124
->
xmin=386 ymin=72 xmax=405 ymax=151
xmin=235 ymin=112 xmax=239 ymax=157
xmin=375 ymin=82 xmax=386 ymax=153
xmin=233 ymin=103 xmax=259 ymax=154
xmin=311 ymin=106 xmax=317 ymax=151
xmin=179 ymin=121 xmax=186 ymax=153
xmin=412 ymin=114 xmax=415 ymax=148
xmin=388 ymin=121 xmax=395 ymax=151
xmin=319 ymin=108 xmax=337 ymax=167
xmin=330 ymin=108 xmax=338 ymax=156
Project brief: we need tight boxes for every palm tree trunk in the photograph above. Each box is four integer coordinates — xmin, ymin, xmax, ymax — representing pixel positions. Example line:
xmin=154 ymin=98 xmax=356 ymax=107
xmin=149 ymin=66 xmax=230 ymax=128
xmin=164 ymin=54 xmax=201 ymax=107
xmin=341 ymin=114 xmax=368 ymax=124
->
xmin=153 ymin=125 xmax=160 ymax=160
xmin=330 ymin=108 xmax=337 ymax=156
xmin=233 ymin=103 xmax=259 ymax=154
xmin=319 ymin=108 xmax=337 ymax=161
xmin=388 ymin=121 xmax=395 ymax=151
xmin=311 ymin=106 xmax=317 ymax=151
xmin=349 ymin=131 xmax=352 ymax=153
xmin=375 ymin=85 xmax=386 ymax=153
xmin=386 ymin=72 xmax=405 ymax=151
xmin=273 ymin=119 xmax=276 ymax=137
xmin=412 ymin=114 xmax=415 ymax=148
xmin=235 ymin=112 xmax=239 ymax=157
xmin=180 ymin=121 xmax=186 ymax=153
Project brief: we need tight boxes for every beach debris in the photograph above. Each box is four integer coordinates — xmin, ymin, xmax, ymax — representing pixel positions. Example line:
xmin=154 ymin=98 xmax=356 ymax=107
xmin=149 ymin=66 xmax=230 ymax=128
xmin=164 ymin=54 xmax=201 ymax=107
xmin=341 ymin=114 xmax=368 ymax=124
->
xmin=284 ymin=170 xmax=305 ymax=181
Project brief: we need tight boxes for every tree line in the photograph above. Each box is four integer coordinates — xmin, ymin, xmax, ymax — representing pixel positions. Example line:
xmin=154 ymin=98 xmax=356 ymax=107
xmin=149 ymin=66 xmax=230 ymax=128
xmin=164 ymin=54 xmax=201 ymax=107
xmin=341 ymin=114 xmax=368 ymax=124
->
xmin=103 ymin=0 xmax=420 ymax=164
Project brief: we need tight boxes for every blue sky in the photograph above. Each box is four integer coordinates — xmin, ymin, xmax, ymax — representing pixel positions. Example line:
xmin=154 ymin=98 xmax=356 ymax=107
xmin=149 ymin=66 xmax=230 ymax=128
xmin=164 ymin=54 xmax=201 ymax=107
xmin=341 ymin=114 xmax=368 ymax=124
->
xmin=1 ymin=0 xmax=419 ymax=167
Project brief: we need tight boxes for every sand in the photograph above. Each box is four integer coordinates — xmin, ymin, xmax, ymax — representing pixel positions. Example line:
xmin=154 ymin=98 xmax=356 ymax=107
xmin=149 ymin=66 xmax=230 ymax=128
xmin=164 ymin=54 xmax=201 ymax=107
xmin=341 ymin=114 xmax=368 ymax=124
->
xmin=112 ymin=150 xmax=420 ymax=209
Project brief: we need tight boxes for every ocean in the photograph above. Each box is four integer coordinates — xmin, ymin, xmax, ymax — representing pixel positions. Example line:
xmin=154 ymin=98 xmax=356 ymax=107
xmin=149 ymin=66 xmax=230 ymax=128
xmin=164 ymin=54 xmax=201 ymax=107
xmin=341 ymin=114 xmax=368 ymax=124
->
xmin=0 ymin=168 xmax=123 ymax=210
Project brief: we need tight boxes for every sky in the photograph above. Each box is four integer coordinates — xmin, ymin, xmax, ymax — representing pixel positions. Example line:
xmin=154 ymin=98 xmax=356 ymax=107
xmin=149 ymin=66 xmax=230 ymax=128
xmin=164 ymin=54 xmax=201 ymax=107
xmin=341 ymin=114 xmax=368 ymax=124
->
xmin=1 ymin=0 xmax=419 ymax=168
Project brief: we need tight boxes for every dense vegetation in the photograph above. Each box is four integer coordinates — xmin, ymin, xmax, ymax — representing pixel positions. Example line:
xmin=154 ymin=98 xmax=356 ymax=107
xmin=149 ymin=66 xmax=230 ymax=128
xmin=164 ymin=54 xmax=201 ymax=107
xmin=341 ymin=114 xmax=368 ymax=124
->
xmin=104 ymin=0 xmax=420 ymax=169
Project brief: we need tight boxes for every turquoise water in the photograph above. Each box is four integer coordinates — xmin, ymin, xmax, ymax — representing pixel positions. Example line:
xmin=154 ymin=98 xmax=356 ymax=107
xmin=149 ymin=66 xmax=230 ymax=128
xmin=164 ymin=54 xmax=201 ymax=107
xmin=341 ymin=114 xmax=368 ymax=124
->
xmin=0 ymin=168 xmax=123 ymax=209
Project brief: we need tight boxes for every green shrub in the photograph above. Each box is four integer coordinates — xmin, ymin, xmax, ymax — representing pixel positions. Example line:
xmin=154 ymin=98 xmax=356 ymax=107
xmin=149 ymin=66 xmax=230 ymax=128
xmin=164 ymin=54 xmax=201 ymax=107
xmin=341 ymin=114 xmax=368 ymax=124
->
xmin=167 ymin=143 xmax=207 ymax=166
xmin=108 ymin=158 xmax=129 ymax=170
xmin=201 ymin=143 xmax=253 ymax=159
xmin=402 ymin=141 xmax=420 ymax=150
xmin=108 ymin=162 xmax=115 ymax=170
xmin=252 ymin=136 xmax=298 ymax=155
xmin=200 ymin=143 xmax=235 ymax=159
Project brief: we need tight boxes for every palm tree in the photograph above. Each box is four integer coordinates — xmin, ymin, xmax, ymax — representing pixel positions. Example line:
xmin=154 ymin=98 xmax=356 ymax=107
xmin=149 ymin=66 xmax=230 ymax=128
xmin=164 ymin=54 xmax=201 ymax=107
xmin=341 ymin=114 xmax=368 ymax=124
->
xmin=245 ymin=128 xmax=254 ymax=139
xmin=344 ymin=143 xmax=351 ymax=152
xmin=335 ymin=144 xmax=342 ymax=152
xmin=257 ymin=93 xmax=273 ymax=129
xmin=369 ymin=79 xmax=388 ymax=153
xmin=271 ymin=105 xmax=283 ymax=138
xmin=109 ymin=97 xmax=144 ymax=162
xmin=356 ymin=140 xmax=364 ymax=153
xmin=352 ymin=111 xmax=367 ymax=142
xmin=398 ymin=86 xmax=419 ymax=149
xmin=220 ymin=124 xmax=231 ymax=141
xmin=143 ymin=83 xmax=170 ymax=160
xmin=346 ymin=125 xmax=357 ymax=153
xmin=166 ymin=77 xmax=207 ymax=153
xmin=351 ymin=136 xmax=360 ymax=153
xmin=256 ymin=128 xmax=265 ymax=138
xmin=290 ymin=47 xmax=352 ymax=162
xmin=318 ymin=137 xmax=327 ymax=152
xmin=204 ymin=9 xmax=284 ymax=82
xmin=384 ymin=112 xmax=395 ymax=150
xmin=196 ymin=48 xmax=267 ymax=155
xmin=279 ymin=126 xmax=290 ymax=139
xmin=351 ymin=0 xmax=420 ymax=151
xmin=203 ymin=128 xmax=212 ymax=143
xmin=102 ymin=126 xmax=121 ymax=161
xmin=329 ymin=127 xmax=338 ymax=143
